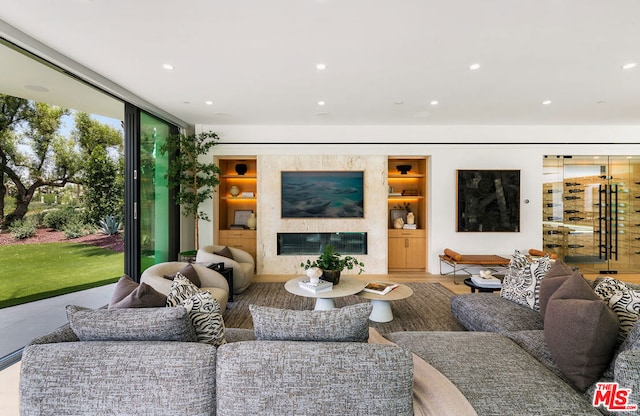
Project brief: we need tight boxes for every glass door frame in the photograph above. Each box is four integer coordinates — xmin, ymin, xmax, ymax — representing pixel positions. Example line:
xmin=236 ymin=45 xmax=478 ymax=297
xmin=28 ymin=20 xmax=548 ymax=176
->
xmin=124 ymin=103 xmax=180 ymax=281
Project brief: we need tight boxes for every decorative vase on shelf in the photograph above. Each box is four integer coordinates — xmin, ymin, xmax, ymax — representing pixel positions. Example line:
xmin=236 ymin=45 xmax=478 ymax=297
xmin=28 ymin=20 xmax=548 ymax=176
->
xmin=406 ymin=212 xmax=415 ymax=225
xmin=229 ymin=185 xmax=240 ymax=197
xmin=246 ymin=213 xmax=257 ymax=230
xmin=393 ymin=217 xmax=404 ymax=229
xmin=235 ymin=163 xmax=248 ymax=175
xmin=306 ymin=267 xmax=322 ymax=285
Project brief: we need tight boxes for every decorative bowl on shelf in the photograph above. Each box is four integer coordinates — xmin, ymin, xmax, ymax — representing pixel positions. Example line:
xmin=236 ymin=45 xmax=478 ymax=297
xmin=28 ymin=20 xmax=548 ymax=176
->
xmin=235 ymin=163 xmax=248 ymax=175
xmin=396 ymin=164 xmax=412 ymax=174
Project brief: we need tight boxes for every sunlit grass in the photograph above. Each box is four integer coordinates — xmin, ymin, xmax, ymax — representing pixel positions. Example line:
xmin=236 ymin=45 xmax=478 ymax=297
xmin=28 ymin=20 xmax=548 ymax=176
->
xmin=0 ymin=242 xmax=122 ymax=308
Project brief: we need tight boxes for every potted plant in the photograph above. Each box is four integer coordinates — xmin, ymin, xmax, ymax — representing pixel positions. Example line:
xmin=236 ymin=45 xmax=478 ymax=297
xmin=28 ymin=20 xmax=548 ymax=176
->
xmin=300 ymin=245 xmax=365 ymax=285
xmin=160 ymin=131 xmax=221 ymax=252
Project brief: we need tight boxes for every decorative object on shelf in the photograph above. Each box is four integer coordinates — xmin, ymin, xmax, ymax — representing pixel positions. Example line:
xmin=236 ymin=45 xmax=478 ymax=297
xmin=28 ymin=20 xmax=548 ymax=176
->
xmin=229 ymin=185 xmax=240 ymax=197
xmin=300 ymin=245 xmax=365 ymax=285
xmin=396 ymin=164 xmax=412 ymax=174
xmin=235 ymin=163 xmax=248 ymax=175
xmin=233 ymin=209 xmax=253 ymax=228
xmin=406 ymin=211 xmax=415 ymax=225
xmin=390 ymin=208 xmax=408 ymax=229
xmin=160 ymin=131 xmax=220 ymax=250
xmin=241 ymin=191 xmax=255 ymax=197
xmin=246 ymin=213 xmax=257 ymax=230
xmin=305 ymin=267 xmax=322 ymax=285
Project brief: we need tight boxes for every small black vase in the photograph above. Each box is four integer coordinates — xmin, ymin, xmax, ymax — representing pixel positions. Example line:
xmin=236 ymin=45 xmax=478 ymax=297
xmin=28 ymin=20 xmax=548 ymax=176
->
xmin=320 ymin=269 xmax=341 ymax=285
xmin=235 ymin=163 xmax=248 ymax=175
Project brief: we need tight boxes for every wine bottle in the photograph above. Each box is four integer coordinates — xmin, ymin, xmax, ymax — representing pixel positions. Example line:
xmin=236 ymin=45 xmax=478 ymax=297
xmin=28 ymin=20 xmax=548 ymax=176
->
xmin=546 ymin=216 xmax=563 ymax=221
xmin=564 ymin=209 xmax=580 ymax=214
xmin=565 ymin=196 xmax=581 ymax=200
xmin=545 ymin=230 xmax=562 ymax=234
xmin=545 ymin=203 xmax=561 ymax=207
xmin=547 ymin=189 xmax=562 ymax=193
xmin=568 ymin=189 xmax=585 ymax=193
xmin=545 ymin=244 xmax=561 ymax=248
xmin=565 ymin=182 xmax=582 ymax=186
xmin=567 ymin=244 xmax=584 ymax=248
xmin=567 ymin=217 xmax=585 ymax=221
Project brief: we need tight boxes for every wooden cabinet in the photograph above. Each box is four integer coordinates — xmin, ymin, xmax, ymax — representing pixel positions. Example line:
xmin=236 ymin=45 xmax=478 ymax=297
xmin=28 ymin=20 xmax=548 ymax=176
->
xmin=388 ymin=157 xmax=428 ymax=271
xmin=388 ymin=229 xmax=426 ymax=270
xmin=218 ymin=230 xmax=257 ymax=261
xmin=215 ymin=158 xmax=257 ymax=264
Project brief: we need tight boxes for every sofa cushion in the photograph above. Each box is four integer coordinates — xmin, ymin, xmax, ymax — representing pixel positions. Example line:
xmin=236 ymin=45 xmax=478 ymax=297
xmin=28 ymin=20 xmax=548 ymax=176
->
xmin=451 ymin=293 xmax=543 ymax=333
xmin=216 ymin=341 xmax=413 ymax=416
xmin=386 ymin=331 xmax=602 ymax=415
xmin=500 ymin=250 xmax=552 ymax=311
xmin=163 ymin=262 xmax=201 ymax=287
xmin=544 ymin=272 xmax=619 ymax=392
xmin=108 ymin=274 xmax=167 ymax=309
xmin=66 ymin=305 xmax=197 ymax=342
xmin=538 ymin=260 xmax=574 ymax=320
xmin=249 ymin=303 xmax=372 ymax=342
xmin=167 ymin=275 xmax=226 ymax=346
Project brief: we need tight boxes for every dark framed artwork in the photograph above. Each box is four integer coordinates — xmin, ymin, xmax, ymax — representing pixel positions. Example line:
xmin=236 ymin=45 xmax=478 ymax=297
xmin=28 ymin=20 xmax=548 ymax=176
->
xmin=457 ymin=170 xmax=520 ymax=232
xmin=281 ymin=171 xmax=364 ymax=218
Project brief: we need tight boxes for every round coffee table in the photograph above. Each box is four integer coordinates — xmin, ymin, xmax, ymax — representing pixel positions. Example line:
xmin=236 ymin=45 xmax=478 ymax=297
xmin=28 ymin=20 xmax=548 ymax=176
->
xmin=357 ymin=283 xmax=413 ymax=322
xmin=285 ymin=275 xmax=366 ymax=310
xmin=463 ymin=278 xmax=502 ymax=293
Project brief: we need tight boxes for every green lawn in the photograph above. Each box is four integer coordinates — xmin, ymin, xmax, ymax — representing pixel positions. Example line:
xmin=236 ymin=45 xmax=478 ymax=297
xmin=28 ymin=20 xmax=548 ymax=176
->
xmin=0 ymin=243 xmax=123 ymax=308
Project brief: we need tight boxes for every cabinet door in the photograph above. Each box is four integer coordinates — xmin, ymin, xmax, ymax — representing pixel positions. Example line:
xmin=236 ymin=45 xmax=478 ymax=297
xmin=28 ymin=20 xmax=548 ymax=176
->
xmin=405 ymin=237 xmax=426 ymax=269
xmin=388 ymin=238 xmax=407 ymax=269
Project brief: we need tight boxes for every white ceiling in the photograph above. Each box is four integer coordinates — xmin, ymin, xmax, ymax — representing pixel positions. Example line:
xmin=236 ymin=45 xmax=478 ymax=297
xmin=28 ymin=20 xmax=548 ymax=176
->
xmin=1 ymin=0 xmax=639 ymax=127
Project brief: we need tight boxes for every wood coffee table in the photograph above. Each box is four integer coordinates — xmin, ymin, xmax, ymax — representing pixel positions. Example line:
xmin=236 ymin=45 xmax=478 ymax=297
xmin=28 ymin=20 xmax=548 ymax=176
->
xmin=357 ymin=283 xmax=413 ymax=322
xmin=285 ymin=275 xmax=366 ymax=310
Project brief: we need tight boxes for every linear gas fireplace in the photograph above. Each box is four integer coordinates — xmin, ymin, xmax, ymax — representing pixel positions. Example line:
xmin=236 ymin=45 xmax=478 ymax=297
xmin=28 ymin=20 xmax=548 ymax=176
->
xmin=277 ymin=232 xmax=367 ymax=255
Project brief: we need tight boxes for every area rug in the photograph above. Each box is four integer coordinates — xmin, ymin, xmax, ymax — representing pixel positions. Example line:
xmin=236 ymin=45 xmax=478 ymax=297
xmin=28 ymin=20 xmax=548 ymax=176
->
xmin=223 ymin=282 xmax=465 ymax=334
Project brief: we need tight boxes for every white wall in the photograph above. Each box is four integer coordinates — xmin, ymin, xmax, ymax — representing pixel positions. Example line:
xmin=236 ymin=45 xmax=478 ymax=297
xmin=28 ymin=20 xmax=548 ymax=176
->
xmin=195 ymin=124 xmax=640 ymax=274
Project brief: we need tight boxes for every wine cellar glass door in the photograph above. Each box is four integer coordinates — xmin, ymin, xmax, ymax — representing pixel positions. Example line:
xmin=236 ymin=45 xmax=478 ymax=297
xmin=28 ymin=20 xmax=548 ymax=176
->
xmin=543 ymin=155 xmax=640 ymax=274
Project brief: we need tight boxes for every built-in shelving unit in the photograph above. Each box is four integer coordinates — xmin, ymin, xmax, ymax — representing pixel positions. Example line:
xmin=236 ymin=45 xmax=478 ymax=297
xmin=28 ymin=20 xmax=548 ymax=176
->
xmin=215 ymin=157 xmax=257 ymax=261
xmin=387 ymin=157 xmax=428 ymax=271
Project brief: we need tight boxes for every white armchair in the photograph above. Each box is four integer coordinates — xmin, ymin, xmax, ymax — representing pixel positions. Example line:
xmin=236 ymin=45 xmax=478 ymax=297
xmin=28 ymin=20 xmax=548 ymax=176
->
xmin=196 ymin=245 xmax=254 ymax=294
xmin=140 ymin=262 xmax=229 ymax=311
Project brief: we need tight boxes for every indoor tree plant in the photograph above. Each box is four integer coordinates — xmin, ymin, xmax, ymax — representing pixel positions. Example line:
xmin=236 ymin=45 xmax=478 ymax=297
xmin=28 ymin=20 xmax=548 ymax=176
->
xmin=300 ymin=245 xmax=365 ymax=284
xmin=161 ymin=131 xmax=220 ymax=252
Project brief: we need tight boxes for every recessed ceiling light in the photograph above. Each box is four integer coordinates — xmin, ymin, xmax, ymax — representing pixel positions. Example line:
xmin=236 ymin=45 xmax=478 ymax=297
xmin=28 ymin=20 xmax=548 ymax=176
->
xmin=542 ymin=100 xmax=552 ymax=105
xmin=317 ymin=101 xmax=326 ymax=106
xmin=24 ymin=84 xmax=49 ymax=92
xmin=205 ymin=101 xmax=213 ymax=105
xmin=162 ymin=63 xmax=174 ymax=70
xmin=316 ymin=63 xmax=326 ymax=70
xmin=621 ymin=62 xmax=637 ymax=70
xmin=183 ymin=101 xmax=190 ymax=104
xmin=469 ymin=63 xmax=481 ymax=70
xmin=393 ymin=100 xmax=404 ymax=105
xmin=430 ymin=100 xmax=439 ymax=106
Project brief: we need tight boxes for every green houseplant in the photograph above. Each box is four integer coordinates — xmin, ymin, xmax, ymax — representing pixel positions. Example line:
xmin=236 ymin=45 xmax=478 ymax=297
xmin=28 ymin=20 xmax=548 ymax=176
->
xmin=160 ymin=131 xmax=220 ymax=251
xmin=300 ymin=245 xmax=365 ymax=284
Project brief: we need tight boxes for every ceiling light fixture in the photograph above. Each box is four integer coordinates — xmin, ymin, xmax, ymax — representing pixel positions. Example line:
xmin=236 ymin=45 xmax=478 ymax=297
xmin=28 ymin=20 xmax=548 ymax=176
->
xmin=205 ymin=101 xmax=213 ymax=105
xmin=621 ymin=62 xmax=637 ymax=70
xmin=393 ymin=100 xmax=404 ymax=105
xmin=317 ymin=101 xmax=326 ymax=106
xmin=430 ymin=100 xmax=439 ymax=105
xmin=469 ymin=63 xmax=481 ymax=70
xmin=542 ymin=100 xmax=552 ymax=105
xmin=162 ymin=63 xmax=174 ymax=70
xmin=316 ymin=63 xmax=326 ymax=70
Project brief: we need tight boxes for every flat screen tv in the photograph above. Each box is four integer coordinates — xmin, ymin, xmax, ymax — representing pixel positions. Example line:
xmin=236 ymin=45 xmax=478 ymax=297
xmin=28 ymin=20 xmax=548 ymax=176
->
xmin=281 ymin=171 xmax=364 ymax=218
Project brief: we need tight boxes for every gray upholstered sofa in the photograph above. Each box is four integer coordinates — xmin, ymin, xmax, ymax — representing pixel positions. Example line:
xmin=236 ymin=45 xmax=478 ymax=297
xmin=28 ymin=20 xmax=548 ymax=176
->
xmin=401 ymin=274 xmax=640 ymax=416
xmin=19 ymin=305 xmax=414 ymax=416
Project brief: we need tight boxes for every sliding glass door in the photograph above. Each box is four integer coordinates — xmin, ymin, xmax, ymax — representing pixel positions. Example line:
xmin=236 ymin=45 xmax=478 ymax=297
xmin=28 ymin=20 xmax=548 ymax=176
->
xmin=124 ymin=106 xmax=179 ymax=279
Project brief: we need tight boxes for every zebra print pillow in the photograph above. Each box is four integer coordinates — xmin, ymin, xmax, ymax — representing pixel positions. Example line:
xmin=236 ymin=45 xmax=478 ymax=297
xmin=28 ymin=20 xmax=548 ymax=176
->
xmin=500 ymin=250 xmax=553 ymax=311
xmin=167 ymin=274 xmax=226 ymax=347
xmin=594 ymin=277 xmax=640 ymax=345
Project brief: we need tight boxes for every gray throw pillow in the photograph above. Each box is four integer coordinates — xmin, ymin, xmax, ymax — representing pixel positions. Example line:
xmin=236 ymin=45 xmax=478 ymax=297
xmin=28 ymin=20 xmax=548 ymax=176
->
xmin=544 ymin=273 xmax=619 ymax=392
xmin=66 ymin=305 xmax=197 ymax=342
xmin=163 ymin=263 xmax=202 ymax=287
xmin=108 ymin=274 xmax=167 ymax=309
xmin=250 ymin=303 xmax=372 ymax=342
xmin=538 ymin=261 xmax=575 ymax=320
xmin=214 ymin=246 xmax=234 ymax=260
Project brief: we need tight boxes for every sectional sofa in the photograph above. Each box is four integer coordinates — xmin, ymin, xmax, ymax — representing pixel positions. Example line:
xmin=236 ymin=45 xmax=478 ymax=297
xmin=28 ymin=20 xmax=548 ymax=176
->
xmin=18 ymin=261 xmax=640 ymax=415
